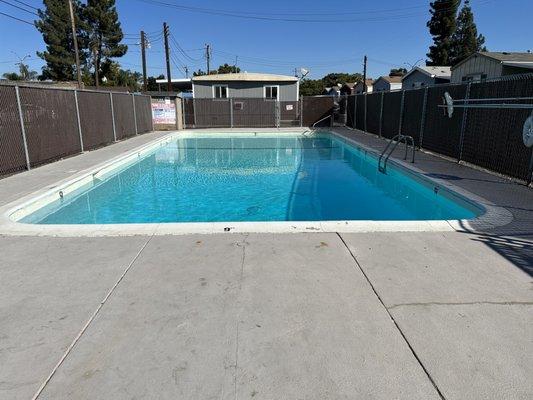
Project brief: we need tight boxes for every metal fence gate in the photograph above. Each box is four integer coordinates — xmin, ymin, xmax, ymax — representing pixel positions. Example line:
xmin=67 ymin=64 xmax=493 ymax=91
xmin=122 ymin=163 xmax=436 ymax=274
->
xmin=182 ymin=97 xmax=335 ymax=129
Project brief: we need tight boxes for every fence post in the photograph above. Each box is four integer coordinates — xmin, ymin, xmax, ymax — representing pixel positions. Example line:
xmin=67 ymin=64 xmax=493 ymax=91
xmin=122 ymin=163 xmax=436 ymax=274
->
xmin=132 ymin=94 xmax=138 ymax=134
xmin=364 ymin=93 xmax=367 ymax=132
xmin=229 ymin=98 xmax=234 ymax=128
xmin=398 ymin=90 xmax=405 ymax=135
xmin=74 ymin=90 xmax=84 ymax=151
xmin=379 ymin=92 xmax=384 ymax=137
xmin=149 ymin=96 xmax=154 ymax=131
xmin=419 ymin=87 xmax=428 ymax=148
xmin=458 ymin=83 xmax=471 ymax=162
xmin=353 ymin=95 xmax=357 ymax=129
xmin=109 ymin=92 xmax=117 ymax=141
xmin=15 ymin=86 xmax=31 ymax=171
xmin=299 ymin=96 xmax=303 ymax=127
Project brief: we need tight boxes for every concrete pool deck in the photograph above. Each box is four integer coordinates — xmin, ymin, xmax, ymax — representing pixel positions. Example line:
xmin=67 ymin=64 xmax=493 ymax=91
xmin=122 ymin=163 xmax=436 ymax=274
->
xmin=0 ymin=129 xmax=532 ymax=399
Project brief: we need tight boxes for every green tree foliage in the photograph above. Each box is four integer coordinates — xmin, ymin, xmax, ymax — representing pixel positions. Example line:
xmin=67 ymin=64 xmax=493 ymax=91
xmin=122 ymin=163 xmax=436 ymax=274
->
xmin=299 ymin=79 xmax=325 ymax=96
xmin=193 ymin=64 xmax=241 ymax=76
xmin=35 ymin=0 xmax=87 ymax=81
xmin=426 ymin=0 xmax=459 ymax=66
xmin=449 ymin=0 xmax=486 ymax=64
xmin=389 ymin=68 xmax=408 ymax=76
xmin=147 ymin=74 xmax=165 ymax=91
xmin=299 ymin=72 xmax=363 ymax=96
xmin=321 ymin=73 xmax=362 ymax=88
xmin=84 ymin=0 xmax=127 ymax=85
xmin=2 ymin=61 xmax=38 ymax=81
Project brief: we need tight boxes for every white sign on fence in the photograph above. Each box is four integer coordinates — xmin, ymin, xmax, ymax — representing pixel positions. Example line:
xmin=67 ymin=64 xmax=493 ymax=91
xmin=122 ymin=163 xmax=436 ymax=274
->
xmin=151 ymin=99 xmax=176 ymax=124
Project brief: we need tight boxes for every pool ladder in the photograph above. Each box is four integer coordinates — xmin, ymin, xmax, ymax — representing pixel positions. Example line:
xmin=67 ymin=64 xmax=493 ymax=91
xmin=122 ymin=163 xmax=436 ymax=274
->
xmin=378 ymin=134 xmax=415 ymax=173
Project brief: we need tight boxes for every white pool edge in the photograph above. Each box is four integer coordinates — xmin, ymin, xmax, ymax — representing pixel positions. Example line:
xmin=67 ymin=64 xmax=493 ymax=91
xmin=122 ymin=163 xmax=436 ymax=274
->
xmin=0 ymin=128 xmax=513 ymax=237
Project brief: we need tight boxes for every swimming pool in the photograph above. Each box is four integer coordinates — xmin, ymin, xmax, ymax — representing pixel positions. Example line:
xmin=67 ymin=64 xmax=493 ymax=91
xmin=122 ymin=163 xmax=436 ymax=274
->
xmin=16 ymin=131 xmax=482 ymax=225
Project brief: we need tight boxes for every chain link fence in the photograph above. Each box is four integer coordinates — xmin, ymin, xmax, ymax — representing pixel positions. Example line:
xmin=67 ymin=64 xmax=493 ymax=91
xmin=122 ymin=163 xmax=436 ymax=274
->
xmin=346 ymin=74 xmax=533 ymax=184
xmin=0 ymin=83 xmax=152 ymax=177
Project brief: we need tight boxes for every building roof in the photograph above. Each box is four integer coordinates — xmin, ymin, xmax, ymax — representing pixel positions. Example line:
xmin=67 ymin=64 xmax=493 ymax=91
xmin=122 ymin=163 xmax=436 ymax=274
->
xmin=452 ymin=51 xmax=533 ymax=70
xmin=354 ymin=79 xmax=374 ymax=87
xmin=376 ymin=75 xmax=403 ymax=84
xmin=402 ymin=66 xmax=451 ymax=81
xmin=191 ymin=72 xmax=298 ymax=82
xmin=343 ymin=82 xmax=356 ymax=89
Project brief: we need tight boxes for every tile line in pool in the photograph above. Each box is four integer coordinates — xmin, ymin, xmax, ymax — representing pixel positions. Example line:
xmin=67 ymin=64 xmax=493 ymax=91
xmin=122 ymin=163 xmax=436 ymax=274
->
xmin=20 ymin=133 xmax=481 ymax=224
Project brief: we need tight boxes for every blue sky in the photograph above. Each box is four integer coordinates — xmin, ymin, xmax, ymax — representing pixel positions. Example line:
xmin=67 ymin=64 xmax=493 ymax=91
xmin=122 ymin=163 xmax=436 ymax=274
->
xmin=1 ymin=0 xmax=532 ymax=80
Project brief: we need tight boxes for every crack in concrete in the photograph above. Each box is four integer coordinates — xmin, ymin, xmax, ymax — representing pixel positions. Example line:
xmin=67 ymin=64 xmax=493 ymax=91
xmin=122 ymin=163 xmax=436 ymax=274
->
xmin=388 ymin=301 xmax=533 ymax=310
xmin=31 ymin=232 xmax=156 ymax=400
xmin=336 ymin=232 xmax=446 ymax=400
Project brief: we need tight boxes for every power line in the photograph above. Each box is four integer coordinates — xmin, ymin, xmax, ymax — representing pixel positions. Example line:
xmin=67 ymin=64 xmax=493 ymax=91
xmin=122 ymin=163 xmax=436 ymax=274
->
xmin=133 ymin=0 xmax=487 ymax=23
xmin=0 ymin=0 xmax=39 ymax=16
xmin=11 ymin=0 xmax=38 ymax=11
xmin=0 ymin=10 xmax=34 ymax=25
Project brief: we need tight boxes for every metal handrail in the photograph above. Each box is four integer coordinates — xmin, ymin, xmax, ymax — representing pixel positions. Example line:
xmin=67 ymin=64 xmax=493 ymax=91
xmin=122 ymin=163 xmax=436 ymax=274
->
xmin=312 ymin=114 xmax=332 ymax=128
xmin=378 ymin=134 xmax=415 ymax=173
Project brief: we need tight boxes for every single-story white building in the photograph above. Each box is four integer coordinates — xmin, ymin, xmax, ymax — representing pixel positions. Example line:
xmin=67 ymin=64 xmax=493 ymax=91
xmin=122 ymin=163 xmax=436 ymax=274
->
xmin=191 ymin=72 xmax=299 ymax=101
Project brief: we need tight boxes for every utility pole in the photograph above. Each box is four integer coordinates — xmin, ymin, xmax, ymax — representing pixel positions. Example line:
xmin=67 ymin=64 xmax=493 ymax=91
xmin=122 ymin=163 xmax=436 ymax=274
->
xmin=206 ymin=44 xmax=210 ymax=74
xmin=362 ymin=55 xmax=368 ymax=93
xmin=68 ymin=0 xmax=82 ymax=88
xmin=184 ymin=66 xmax=189 ymax=78
xmin=140 ymin=30 xmax=148 ymax=92
xmin=163 ymin=22 xmax=172 ymax=91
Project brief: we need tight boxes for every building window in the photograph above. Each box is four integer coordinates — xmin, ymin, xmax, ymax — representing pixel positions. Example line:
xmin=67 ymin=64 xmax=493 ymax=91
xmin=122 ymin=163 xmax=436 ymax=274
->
xmin=213 ymin=85 xmax=228 ymax=99
xmin=264 ymin=85 xmax=279 ymax=100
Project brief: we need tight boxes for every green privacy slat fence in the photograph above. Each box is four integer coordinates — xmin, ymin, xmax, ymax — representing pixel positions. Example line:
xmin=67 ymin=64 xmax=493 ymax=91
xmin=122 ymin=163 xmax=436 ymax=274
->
xmin=0 ymin=83 xmax=152 ymax=177
xmin=348 ymin=74 xmax=533 ymax=184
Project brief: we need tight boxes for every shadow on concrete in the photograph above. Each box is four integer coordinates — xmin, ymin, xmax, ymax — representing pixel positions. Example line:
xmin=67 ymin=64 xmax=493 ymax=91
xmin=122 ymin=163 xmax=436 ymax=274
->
xmin=469 ymin=233 xmax=533 ymax=277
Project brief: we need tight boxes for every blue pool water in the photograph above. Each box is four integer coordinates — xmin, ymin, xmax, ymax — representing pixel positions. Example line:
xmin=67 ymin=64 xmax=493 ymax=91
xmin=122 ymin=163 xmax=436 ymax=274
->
xmin=22 ymin=133 xmax=480 ymax=224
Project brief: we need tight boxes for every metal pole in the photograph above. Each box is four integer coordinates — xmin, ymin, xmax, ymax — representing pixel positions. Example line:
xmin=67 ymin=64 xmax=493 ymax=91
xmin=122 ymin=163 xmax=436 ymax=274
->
xmin=67 ymin=0 xmax=82 ymax=89
xmin=149 ymin=96 xmax=154 ymax=131
xmin=353 ymin=95 xmax=357 ymax=129
xmin=163 ymin=22 xmax=172 ymax=92
xmin=74 ymin=90 xmax=84 ymax=151
xmin=299 ymin=96 xmax=303 ymax=127
xmin=140 ymin=30 xmax=148 ymax=92
xmin=132 ymin=94 xmax=138 ymax=134
xmin=362 ymin=56 xmax=367 ymax=93
xmin=458 ymin=83 xmax=471 ymax=162
xmin=379 ymin=91 xmax=384 ymax=137
xmin=110 ymin=92 xmax=117 ymax=141
xmin=398 ymin=90 xmax=405 ymax=135
xmin=15 ymin=86 xmax=30 ymax=170
xmin=229 ymin=98 xmax=234 ymax=128
xmin=419 ymin=87 xmax=428 ymax=148
xmin=364 ymin=93 xmax=367 ymax=132
xmin=181 ymin=97 xmax=186 ymax=129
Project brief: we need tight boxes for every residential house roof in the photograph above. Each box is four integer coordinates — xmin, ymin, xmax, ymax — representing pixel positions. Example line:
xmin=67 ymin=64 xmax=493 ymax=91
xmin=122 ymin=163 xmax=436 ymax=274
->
xmin=191 ymin=72 xmax=298 ymax=82
xmin=402 ymin=66 xmax=451 ymax=81
xmin=451 ymin=52 xmax=533 ymax=70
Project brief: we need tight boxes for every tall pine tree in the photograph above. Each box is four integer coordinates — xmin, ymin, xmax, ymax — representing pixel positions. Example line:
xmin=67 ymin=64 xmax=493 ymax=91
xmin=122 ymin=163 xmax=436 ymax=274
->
xmin=35 ymin=0 xmax=87 ymax=81
xmin=426 ymin=0 xmax=460 ymax=66
xmin=450 ymin=0 xmax=487 ymax=65
xmin=84 ymin=0 xmax=127 ymax=85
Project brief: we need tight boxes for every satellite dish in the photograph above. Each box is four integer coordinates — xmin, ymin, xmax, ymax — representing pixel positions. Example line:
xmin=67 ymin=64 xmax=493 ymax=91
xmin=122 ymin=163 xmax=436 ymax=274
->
xmin=443 ymin=92 xmax=454 ymax=118
xmin=523 ymin=115 xmax=533 ymax=147
xmin=300 ymin=68 xmax=309 ymax=78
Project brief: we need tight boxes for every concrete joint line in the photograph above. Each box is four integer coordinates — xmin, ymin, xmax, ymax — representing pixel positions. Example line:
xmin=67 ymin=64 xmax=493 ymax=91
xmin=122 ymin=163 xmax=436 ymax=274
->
xmin=31 ymin=232 xmax=156 ymax=400
xmin=335 ymin=232 xmax=446 ymax=400
xmin=388 ymin=301 xmax=533 ymax=310
xmin=234 ymin=233 xmax=248 ymax=400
